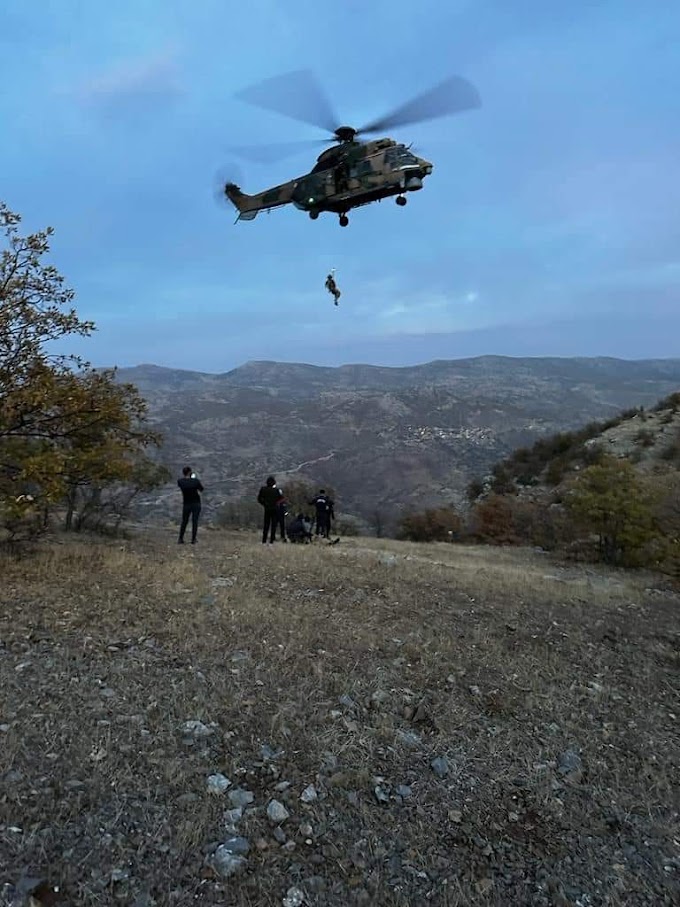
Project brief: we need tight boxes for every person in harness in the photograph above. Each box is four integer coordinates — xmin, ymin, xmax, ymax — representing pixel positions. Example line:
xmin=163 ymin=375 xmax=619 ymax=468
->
xmin=325 ymin=271 xmax=341 ymax=306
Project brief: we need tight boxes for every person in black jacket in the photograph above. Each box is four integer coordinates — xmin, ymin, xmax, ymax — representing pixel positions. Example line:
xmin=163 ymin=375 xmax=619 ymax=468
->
xmin=310 ymin=489 xmax=335 ymax=539
xmin=177 ymin=466 xmax=204 ymax=544
xmin=257 ymin=475 xmax=283 ymax=544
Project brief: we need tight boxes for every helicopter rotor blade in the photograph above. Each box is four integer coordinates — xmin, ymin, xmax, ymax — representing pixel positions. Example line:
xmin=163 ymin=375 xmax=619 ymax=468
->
xmin=225 ymin=138 xmax=332 ymax=165
xmin=358 ymin=74 xmax=480 ymax=135
xmin=234 ymin=69 xmax=340 ymax=135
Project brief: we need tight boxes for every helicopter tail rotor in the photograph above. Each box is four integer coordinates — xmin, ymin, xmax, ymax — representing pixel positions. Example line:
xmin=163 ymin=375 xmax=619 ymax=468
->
xmin=213 ymin=165 xmax=259 ymax=220
xmin=224 ymin=183 xmax=259 ymax=221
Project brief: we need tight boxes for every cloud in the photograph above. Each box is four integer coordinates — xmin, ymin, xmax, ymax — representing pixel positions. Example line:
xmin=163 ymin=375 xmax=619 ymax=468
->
xmin=78 ymin=50 xmax=183 ymax=123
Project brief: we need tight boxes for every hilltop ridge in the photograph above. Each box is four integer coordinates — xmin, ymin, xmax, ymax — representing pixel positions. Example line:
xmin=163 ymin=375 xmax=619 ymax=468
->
xmin=115 ymin=356 xmax=680 ymax=526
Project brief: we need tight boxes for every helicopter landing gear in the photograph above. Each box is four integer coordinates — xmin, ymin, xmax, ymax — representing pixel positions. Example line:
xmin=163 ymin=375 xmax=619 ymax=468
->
xmin=396 ymin=195 xmax=407 ymax=206
xmin=339 ymin=214 xmax=349 ymax=227
xmin=309 ymin=210 xmax=319 ymax=220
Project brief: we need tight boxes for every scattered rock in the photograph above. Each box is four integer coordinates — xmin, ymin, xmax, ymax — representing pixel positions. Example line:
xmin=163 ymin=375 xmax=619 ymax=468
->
xmin=208 ymin=845 xmax=247 ymax=878
xmin=395 ymin=729 xmax=421 ymax=748
xmin=320 ymin=753 xmax=338 ymax=774
xmin=181 ymin=720 xmax=214 ymax=742
xmin=283 ymin=886 xmax=305 ymax=907
xmin=228 ymin=788 xmax=255 ymax=809
xmin=430 ymin=756 xmax=450 ymax=778
xmin=230 ymin=650 xmax=250 ymax=663
xmin=338 ymin=694 xmax=356 ymax=710
xmin=206 ymin=773 xmax=231 ymax=795
xmin=302 ymin=876 xmax=326 ymax=896
xmin=558 ymin=749 xmax=583 ymax=781
xmin=300 ymin=784 xmax=317 ymax=804
xmin=395 ymin=784 xmax=412 ymax=799
xmin=261 ymin=743 xmax=284 ymax=761
xmin=222 ymin=836 xmax=250 ymax=855
xmin=267 ymin=799 xmax=290 ymax=824
xmin=110 ymin=867 xmax=130 ymax=883
xmin=369 ymin=689 xmax=389 ymax=709
xmin=380 ymin=554 xmax=397 ymax=566
xmin=223 ymin=807 xmax=243 ymax=830
xmin=3 ymin=769 xmax=23 ymax=784
xmin=469 ymin=685 xmax=482 ymax=697
xmin=273 ymin=826 xmax=287 ymax=844
xmin=64 ymin=778 xmax=85 ymax=790
xmin=374 ymin=785 xmax=390 ymax=803
xmin=448 ymin=808 xmax=462 ymax=823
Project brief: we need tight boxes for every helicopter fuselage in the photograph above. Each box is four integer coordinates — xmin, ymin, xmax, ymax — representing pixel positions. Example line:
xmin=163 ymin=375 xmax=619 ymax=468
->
xmin=224 ymin=138 xmax=433 ymax=225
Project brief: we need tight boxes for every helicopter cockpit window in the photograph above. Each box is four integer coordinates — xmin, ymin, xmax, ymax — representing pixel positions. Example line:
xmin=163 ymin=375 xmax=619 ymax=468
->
xmin=385 ymin=147 xmax=417 ymax=169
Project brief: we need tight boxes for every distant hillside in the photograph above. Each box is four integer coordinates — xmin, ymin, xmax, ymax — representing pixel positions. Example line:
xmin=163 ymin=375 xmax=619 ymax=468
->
xmin=475 ymin=391 xmax=680 ymax=500
xmin=115 ymin=356 xmax=680 ymax=526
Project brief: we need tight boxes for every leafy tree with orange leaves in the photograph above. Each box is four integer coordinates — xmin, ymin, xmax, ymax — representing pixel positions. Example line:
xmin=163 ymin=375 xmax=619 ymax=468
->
xmin=0 ymin=202 xmax=164 ymax=536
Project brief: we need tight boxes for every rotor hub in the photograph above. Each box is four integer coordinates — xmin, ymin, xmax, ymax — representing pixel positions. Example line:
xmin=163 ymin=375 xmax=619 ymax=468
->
xmin=334 ymin=125 xmax=358 ymax=143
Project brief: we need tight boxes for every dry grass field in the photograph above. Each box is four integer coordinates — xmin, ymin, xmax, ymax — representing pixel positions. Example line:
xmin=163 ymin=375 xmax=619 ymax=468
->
xmin=1 ymin=530 xmax=678 ymax=906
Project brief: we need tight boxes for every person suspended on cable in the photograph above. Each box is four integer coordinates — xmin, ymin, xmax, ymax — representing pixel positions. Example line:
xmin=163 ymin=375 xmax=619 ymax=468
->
xmin=325 ymin=270 xmax=341 ymax=306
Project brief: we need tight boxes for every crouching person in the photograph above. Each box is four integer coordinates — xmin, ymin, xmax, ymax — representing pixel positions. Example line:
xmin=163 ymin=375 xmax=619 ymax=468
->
xmin=288 ymin=512 xmax=313 ymax=543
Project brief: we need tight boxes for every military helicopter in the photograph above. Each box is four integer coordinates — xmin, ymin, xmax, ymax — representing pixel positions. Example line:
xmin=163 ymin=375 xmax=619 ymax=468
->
xmin=220 ymin=69 xmax=480 ymax=227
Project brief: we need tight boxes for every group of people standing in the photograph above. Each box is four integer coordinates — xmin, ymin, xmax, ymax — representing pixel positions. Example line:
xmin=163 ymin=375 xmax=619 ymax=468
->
xmin=176 ymin=467 xmax=335 ymax=546
xmin=257 ymin=476 xmax=335 ymax=544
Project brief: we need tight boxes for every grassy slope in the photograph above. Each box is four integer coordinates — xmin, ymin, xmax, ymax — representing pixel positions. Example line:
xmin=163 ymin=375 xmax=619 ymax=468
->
xmin=1 ymin=531 xmax=678 ymax=906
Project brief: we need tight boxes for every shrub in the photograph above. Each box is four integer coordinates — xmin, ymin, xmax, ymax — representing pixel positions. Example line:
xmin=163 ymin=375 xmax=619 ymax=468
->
xmin=545 ymin=458 xmax=568 ymax=486
xmin=490 ymin=465 xmax=515 ymax=495
xmin=652 ymin=391 xmax=680 ymax=412
xmin=658 ymin=432 xmax=680 ymax=464
xmin=397 ymin=506 xmax=462 ymax=542
xmin=563 ymin=457 xmax=661 ymax=566
xmin=468 ymin=494 xmax=517 ymax=544
xmin=466 ymin=478 xmax=485 ymax=503
xmin=216 ymin=499 xmax=262 ymax=530
xmin=635 ymin=428 xmax=655 ymax=448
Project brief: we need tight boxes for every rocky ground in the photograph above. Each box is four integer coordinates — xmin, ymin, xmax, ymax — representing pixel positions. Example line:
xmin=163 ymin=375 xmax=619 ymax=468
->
xmin=1 ymin=530 xmax=679 ymax=906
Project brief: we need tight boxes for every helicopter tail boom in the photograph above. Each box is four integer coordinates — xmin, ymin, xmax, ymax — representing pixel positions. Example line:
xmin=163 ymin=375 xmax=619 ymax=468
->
xmin=224 ymin=180 xmax=296 ymax=221
xmin=224 ymin=183 xmax=260 ymax=221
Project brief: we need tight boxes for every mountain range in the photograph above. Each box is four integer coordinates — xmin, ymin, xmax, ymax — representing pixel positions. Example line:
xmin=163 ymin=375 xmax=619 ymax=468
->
xmin=117 ymin=356 xmax=680 ymax=528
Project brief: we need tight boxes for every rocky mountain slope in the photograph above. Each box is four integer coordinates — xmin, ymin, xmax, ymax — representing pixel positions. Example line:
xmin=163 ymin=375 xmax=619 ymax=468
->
xmin=117 ymin=357 xmax=680 ymax=525
xmin=478 ymin=390 xmax=680 ymax=500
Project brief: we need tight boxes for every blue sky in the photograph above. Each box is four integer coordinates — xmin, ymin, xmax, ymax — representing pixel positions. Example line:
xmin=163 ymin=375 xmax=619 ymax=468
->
xmin=2 ymin=0 xmax=679 ymax=371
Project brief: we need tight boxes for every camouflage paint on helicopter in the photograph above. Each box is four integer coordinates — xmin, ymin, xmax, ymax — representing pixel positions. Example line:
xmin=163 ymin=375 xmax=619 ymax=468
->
xmin=221 ymin=69 xmax=479 ymax=227
xmin=225 ymin=138 xmax=433 ymax=226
